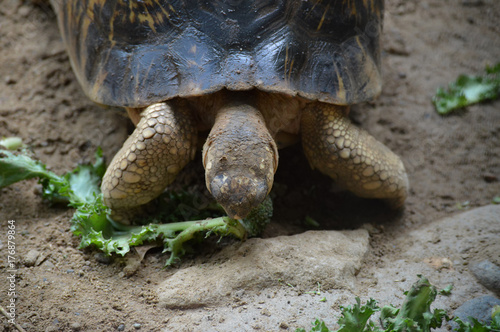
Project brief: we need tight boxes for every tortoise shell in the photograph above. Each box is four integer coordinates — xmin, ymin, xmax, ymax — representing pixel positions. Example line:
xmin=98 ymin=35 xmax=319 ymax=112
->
xmin=52 ymin=0 xmax=383 ymax=108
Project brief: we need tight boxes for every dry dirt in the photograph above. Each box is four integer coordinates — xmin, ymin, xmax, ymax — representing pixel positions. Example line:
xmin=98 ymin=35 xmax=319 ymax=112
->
xmin=1 ymin=0 xmax=499 ymax=331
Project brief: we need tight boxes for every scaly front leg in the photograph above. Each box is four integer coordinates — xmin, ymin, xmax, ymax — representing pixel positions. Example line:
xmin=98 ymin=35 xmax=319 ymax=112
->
xmin=101 ymin=101 xmax=197 ymax=223
xmin=301 ymin=103 xmax=409 ymax=208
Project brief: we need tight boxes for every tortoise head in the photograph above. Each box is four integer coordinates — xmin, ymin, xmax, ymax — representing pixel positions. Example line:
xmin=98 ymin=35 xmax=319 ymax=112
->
xmin=202 ymin=102 xmax=278 ymax=219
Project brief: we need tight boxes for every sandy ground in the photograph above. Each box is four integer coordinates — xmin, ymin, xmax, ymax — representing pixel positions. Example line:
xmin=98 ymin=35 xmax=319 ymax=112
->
xmin=0 ymin=0 xmax=499 ymax=331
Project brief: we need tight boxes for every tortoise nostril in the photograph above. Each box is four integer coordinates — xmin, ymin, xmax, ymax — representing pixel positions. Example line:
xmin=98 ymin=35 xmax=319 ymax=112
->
xmin=209 ymin=172 xmax=269 ymax=219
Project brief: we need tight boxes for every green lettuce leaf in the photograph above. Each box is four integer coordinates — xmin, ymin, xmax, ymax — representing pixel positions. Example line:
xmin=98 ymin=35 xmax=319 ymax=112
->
xmin=0 ymin=149 xmax=60 ymax=188
xmin=0 ymin=146 xmax=271 ymax=265
xmin=296 ymin=276 xmax=451 ymax=332
xmin=433 ymin=62 xmax=500 ymax=115
xmin=452 ymin=305 xmax=500 ymax=332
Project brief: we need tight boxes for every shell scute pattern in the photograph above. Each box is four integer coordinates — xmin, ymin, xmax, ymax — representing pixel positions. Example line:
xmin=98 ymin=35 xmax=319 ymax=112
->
xmin=52 ymin=0 xmax=382 ymax=107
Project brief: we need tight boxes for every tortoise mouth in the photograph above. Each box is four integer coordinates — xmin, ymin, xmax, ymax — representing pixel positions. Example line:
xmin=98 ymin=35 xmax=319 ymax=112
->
xmin=208 ymin=171 xmax=269 ymax=220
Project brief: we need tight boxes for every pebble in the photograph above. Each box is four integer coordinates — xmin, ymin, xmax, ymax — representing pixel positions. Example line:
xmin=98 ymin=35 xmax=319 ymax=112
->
xmin=279 ymin=322 xmax=289 ymax=330
xmin=117 ymin=324 xmax=125 ymax=331
xmin=470 ymin=260 xmax=500 ymax=294
xmin=24 ymin=249 xmax=40 ymax=267
xmin=450 ymin=295 xmax=500 ymax=329
xmin=94 ymin=252 xmax=113 ymax=264
xmin=123 ymin=258 xmax=141 ymax=277
xmin=70 ymin=322 xmax=82 ymax=331
xmin=384 ymin=29 xmax=411 ymax=56
xmin=4 ymin=76 xmax=16 ymax=85
xmin=42 ymin=260 xmax=55 ymax=270
xmin=483 ymin=174 xmax=498 ymax=183
xmin=17 ymin=5 xmax=31 ymax=17
xmin=462 ymin=0 xmax=484 ymax=6
xmin=260 ymin=308 xmax=272 ymax=317
xmin=133 ymin=323 xmax=142 ymax=329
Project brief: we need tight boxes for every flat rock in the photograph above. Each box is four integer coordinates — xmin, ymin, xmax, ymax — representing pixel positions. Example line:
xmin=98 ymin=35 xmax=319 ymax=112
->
xmin=362 ymin=205 xmax=500 ymax=327
xmin=470 ymin=260 xmax=500 ymax=296
xmin=157 ymin=229 xmax=369 ymax=308
xmin=398 ymin=205 xmax=500 ymax=265
xmin=451 ymin=295 xmax=500 ymax=329
xmin=161 ymin=206 xmax=500 ymax=331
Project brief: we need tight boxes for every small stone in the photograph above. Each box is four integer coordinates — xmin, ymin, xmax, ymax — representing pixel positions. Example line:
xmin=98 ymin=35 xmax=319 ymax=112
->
xmin=450 ymin=296 xmax=500 ymax=330
xmin=117 ymin=324 xmax=125 ymax=331
xmin=424 ymin=257 xmax=453 ymax=271
xmin=94 ymin=253 xmax=112 ymax=264
xmin=24 ymin=250 xmax=40 ymax=267
xmin=70 ymin=322 xmax=82 ymax=331
xmin=462 ymin=0 xmax=484 ymax=6
xmin=123 ymin=258 xmax=141 ymax=277
xmin=5 ymin=76 xmax=16 ymax=85
xmin=470 ymin=260 xmax=500 ymax=294
xmin=41 ymin=260 xmax=55 ymax=270
xmin=133 ymin=323 xmax=142 ymax=329
xmin=483 ymin=174 xmax=498 ymax=183
xmin=260 ymin=308 xmax=271 ymax=317
xmin=18 ymin=6 xmax=31 ymax=17
xmin=35 ymin=252 xmax=47 ymax=266
xmin=384 ymin=30 xmax=410 ymax=56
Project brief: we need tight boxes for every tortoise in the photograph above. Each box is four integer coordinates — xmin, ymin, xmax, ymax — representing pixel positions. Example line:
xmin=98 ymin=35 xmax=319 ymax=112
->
xmin=51 ymin=0 xmax=408 ymax=222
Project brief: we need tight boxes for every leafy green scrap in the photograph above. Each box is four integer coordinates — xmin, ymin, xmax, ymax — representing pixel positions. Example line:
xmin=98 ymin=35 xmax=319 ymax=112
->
xmin=380 ymin=276 xmax=449 ymax=331
xmin=0 ymin=146 xmax=272 ymax=265
xmin=337 ymin=298 xmax=380 ymax=332
xmin=297 ymin=276 xmax=451 ymax=332
xmin=296 ymin=275 xmax=500 ymax=332
xmin=433 ymin=62 xmax=500 ymax=115
xmin=452 ymin=305 xmax=500 ymax=332
xmin=0 ymin=149 xmax=60 ymax=188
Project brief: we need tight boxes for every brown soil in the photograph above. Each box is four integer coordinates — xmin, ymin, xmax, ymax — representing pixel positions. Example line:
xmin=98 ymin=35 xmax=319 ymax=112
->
xmin=1 ymin=0 xmax=499 ymax=331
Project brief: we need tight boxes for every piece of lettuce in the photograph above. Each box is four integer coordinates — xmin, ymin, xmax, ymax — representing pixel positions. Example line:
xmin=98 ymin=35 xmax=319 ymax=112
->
xmin=0 ymin=149 xmax=60 ymax=188
xmin=380 ymin=276 xmax=449 ymax=331
xmin=0 ymin=137 xmax=23 ymax=150
xmin=432 ymin=62 xmax=500 ymax=115
xmin=337 ymin=298 xmax=380 ymax=332
xmin=297 ymin=275 xmax=500 ymax=332
xmin=297 ymin=276 xmax=452 ymax=332
xmin=0 ymin=146 xmax=272 ymax=265
xmin=452 ymin=305 xmax=500 ymax=332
